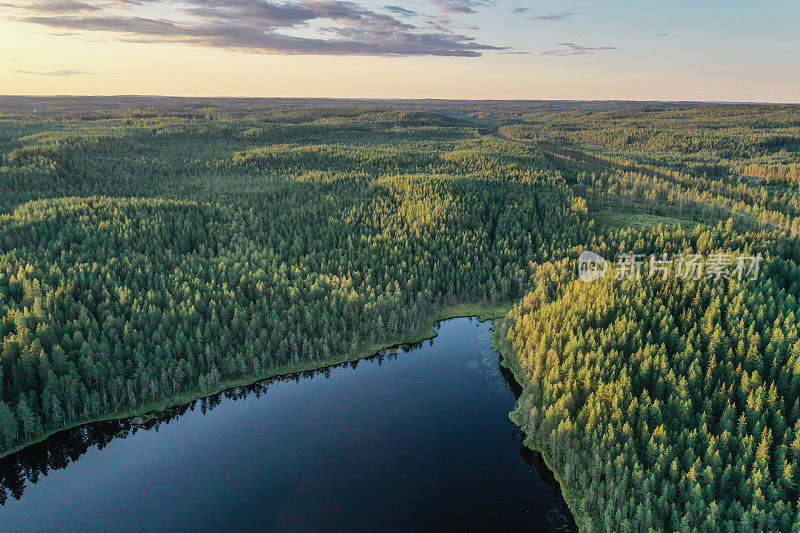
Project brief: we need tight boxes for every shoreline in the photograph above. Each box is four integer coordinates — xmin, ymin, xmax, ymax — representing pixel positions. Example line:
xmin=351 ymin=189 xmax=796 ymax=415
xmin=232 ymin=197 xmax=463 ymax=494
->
xmin=0 ymin=301 xmax=512 ymax=461
xmin=494 ymin=327 xmax=598 ymax=533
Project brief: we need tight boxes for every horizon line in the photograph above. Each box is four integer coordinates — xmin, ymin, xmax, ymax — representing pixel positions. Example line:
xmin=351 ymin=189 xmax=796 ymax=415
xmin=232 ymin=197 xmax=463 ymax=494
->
xmin=1 ymin=94 xmax=799 ymax=106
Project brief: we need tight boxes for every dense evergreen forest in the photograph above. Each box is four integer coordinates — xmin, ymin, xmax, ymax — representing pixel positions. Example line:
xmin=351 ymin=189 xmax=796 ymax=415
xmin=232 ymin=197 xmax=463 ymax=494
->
xmin=493 ymin=103 xmax=800 ymax=531
xmin=1 ymin=98 xmax=799 ymax=531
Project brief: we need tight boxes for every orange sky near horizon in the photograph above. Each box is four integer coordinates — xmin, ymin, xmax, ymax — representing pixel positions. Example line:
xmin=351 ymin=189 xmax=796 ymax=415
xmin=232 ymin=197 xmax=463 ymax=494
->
xmin=1 ymin=1 xmax=798 ymax=103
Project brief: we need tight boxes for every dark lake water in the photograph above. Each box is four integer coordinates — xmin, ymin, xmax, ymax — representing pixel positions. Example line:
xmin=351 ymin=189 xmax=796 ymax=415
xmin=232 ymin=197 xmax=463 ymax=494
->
xmin=0 ymin=317 xmax=575 ymax=532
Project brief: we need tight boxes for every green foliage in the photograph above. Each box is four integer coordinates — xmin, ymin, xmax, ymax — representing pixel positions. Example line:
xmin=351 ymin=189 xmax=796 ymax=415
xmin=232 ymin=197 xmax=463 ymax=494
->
xmin=500 ymin=224 xmax=800 ymax=531
xmin=3 ymin=99 xmax=800 ymax=531
xmin=0 ymin=105 xmax=587 ymax=457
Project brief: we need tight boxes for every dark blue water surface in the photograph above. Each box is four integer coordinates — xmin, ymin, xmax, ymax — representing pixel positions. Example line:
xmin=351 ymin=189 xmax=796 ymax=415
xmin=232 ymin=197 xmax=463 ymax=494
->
xmin=0 ymin=318 xmax=575 ymax=532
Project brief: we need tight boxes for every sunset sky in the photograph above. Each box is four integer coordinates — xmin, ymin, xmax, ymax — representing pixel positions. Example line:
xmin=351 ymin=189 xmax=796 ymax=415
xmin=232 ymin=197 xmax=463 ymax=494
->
xmin=1 ymin=0 xmax=798 ymax=101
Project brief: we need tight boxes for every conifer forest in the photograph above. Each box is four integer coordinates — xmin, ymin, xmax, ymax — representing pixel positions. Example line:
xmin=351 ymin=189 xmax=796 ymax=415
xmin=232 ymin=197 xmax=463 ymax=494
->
xmin=1 ymin=97 xmax=799 ymax=531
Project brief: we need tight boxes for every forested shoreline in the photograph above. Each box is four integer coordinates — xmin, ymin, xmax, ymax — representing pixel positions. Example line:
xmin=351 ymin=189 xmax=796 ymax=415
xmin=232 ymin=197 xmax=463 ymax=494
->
xmin=0 ymin=104 xmax=590 ymax=458
xmin=1 ymin=99 xmax=799 ymax=531
xmin=0 ymin=300 xmax=509 ymax=461
xmin=493 ymin=104 xmax=800 ymax=531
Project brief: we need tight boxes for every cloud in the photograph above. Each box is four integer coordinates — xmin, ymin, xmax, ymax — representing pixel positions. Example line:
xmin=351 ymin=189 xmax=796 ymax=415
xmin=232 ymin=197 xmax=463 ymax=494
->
xmin=541 ymin=43 xmax=617 ymax=56
xmin=383 ymin=5 xmax=416 ymax=16
xmin=431 ymin=0 xmax=492 ymax=14
xmin=7 ymin=0 xmax=504 ymax=56
xmin=513 ymin=8 xmax=576 ymax=21
xmin=14 ymin=69 xmax=104 ymax=76
xmin=25 ymin=1 xmax=100 ymax=12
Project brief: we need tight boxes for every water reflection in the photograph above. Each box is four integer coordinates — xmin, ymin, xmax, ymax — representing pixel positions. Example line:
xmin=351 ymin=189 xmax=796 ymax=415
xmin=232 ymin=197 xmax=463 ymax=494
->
xmin=0 ymin=348 xmax=411 ymax=505
xmin=0 ymin=319 xmax=576 ymax=533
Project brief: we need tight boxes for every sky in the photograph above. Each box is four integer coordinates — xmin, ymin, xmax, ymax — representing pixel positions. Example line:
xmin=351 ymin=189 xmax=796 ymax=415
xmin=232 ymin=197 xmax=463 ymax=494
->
xmin=1 ymin=0 xmax=798 ymax=101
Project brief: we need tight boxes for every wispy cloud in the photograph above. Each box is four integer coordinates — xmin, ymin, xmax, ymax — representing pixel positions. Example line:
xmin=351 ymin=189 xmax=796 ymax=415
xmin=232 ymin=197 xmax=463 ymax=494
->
xmin=6 ymin=0 xmax=505 ymax=57
xmin=431 ymin=0 xmax=492 ymax=14
xmin=383 ymin=5 xmax=416 ymax=16
xmin=27 ymin=0 xmax=101 ymax=13
xmin=513 ymin=8 xmax=576 ymax=21
xmin=14 ymin=69 xmax=105 ymax=76
xmin=541 ymin=43 xmax=617 ymax=56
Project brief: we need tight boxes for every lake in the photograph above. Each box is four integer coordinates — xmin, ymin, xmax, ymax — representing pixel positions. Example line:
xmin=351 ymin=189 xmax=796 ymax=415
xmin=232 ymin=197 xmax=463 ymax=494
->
xmin=0 ymin=317 xmax=576 ymax=532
